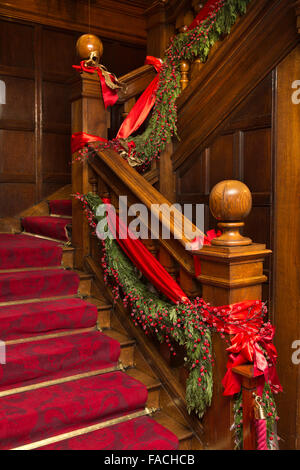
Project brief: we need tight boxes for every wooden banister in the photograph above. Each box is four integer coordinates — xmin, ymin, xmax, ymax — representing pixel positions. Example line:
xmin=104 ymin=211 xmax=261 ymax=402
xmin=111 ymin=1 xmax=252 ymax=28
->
xmin=71 ymin=45 xmax=271 ymax=450
xmin=117 ymin=64 xmax=156 ymax=104
xmin=88 ymin=146 xmax=202 ymax=275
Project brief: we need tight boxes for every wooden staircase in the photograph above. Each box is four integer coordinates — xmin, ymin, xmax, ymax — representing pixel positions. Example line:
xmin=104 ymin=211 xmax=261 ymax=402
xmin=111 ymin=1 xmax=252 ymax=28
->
xmin=60 ymin=236 xmax=198 ymax=449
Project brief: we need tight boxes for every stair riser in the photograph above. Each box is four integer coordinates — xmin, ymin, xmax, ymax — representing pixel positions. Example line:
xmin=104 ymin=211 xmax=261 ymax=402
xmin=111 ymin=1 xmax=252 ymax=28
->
xmin=119 ymin=345 xmax=135 ymax=367
xmin=62 ymin=250 xmax=74 ymax=269
xmin=78 ymin=278 xmax=92 ymax=296
xmin=97 ymin=308 xmax=111 ymax=330
xmin=146 ymin=388 xmax=160 ymax=409
xmin=178 ymin=437 xmax=193 ymax=451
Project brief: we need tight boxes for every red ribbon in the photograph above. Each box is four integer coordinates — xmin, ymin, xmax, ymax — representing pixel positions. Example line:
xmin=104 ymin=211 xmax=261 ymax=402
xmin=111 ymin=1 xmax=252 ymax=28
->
xmin=101 ymin=198 xmax=189 ymax=304
xmin=117 ymin=56 xmax=163 ymax=140
xmin=198 ymin=300 xmax=282 ymax=395
xmin=71 ymin=132 xmax=108 ymax=155
xmin=73 ymin=61 xmax=119 ymax=109
xmin=72 ymin=56 xmax=163 ymax=153
xmin=188 ymin=0 xmax=224 ymax=30
xmin=94 ymin=199 xmax=281 ymax=397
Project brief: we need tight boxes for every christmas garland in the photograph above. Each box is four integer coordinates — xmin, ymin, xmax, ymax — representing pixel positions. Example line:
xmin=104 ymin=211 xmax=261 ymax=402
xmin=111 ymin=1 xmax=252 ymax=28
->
xmin=77 ymin=0 xmax=252 ymax=169
xmin=77 ymin=192 xmax=214 ymax=418
xmin=75 ymin=192 xmax=280 ymax=441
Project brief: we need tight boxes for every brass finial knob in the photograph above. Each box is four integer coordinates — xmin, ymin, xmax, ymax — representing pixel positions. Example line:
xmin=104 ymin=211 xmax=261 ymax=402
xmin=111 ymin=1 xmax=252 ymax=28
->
xmin=209 ymin=180 xmax=252 ymax=246
xmin=76 ymin=34 xmax=103 ymax=66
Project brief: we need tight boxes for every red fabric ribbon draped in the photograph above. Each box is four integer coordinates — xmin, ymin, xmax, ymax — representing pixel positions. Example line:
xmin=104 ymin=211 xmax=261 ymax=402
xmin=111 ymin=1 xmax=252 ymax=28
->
xmin=72 ymin=57 xmax=163 ymax=152
xmin=97 ymin=200 xmax=281 ymax=397
xmin=102 ymin=198 xmax=189 ymax=304
xmin=96 ymin=199 xmax=281 ymax=397
xmin=71 ymin=132 xmax=108 ymax=155
xmin=117 ymin=56 xmax=163 ymax=140
xmin=73 ymin=61 xmax=119 ymax=109
xmin=188 ymin=0 xmax=224 ymax=30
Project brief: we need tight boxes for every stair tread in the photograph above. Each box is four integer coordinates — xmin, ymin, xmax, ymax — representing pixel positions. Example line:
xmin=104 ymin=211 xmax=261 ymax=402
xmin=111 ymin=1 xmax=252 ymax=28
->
xmin=36 ymin=415 xmax=179 ymax=450
xmin=0 ymin=297 xmax=98 ymax=341
xmin=48 ymin=199 xmax=72 ymax=217
xmin=0 ymin=269 xmax=79 ymax=302
xmin=0 ymin=233 xmax=63 ymax=270
xmin=0 ymin=371 xmax=148 ymax=450
xmin=88 ymin=296 xmax=112 ymax=310
xmin=22 ymin=216 xmax=71 ymax=242
xmin=154 ymin=412 xmax=194 ymax=441
xmin=126 ymin=369 xmax=160 ymax=390
xmin=0 ymin=330 xmax=120 ymax=391
xmin=73 ymin=269 xmax=94 ymax=280
xmin=105 ymin=328 xmax=135 ymax=347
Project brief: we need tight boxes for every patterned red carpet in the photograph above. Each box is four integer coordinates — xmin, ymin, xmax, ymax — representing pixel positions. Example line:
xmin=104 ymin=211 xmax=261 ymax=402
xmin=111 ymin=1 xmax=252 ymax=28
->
xmin=22 ymin=199 xmax=72 ymax=241
xmin=0 ymin=200 xmax=178 ymax=450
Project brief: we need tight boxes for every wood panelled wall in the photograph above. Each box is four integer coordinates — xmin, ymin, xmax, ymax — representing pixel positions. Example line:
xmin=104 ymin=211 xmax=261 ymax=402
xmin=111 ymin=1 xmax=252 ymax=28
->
xmin=177 ymin=73 xmax=274 ymax=310
xmin=0 ymin=16 xmax=146 ymax=217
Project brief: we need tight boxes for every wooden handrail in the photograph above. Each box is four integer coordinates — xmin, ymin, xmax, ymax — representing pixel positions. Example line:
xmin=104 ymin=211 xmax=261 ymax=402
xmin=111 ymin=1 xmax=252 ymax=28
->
xmin=71 ymin=41 xmax=271 ymax=449
xmin=91 ymin=146 xmax=202 ymax=242
xmin=117 ymin=64 xmax=156 ymax=103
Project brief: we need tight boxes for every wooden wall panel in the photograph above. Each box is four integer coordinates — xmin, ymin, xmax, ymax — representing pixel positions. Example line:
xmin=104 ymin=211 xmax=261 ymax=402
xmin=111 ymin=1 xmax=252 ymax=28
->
xmin=42 ymin=133 xmax=70 ymax=176
xmin=0 ymin=0 xmax=147 ymax=46
xmin=43 ymin=82 xmax=71 ymax=130
xmin=243 ymin=128 xmax=271 ymax=192
xmin=0 ymin=19 xmax=34 ymax=68
xmin=273 ymin=44 xmax=300 ymax=450
xmin=0 ymin=14 xmax=146 ymax=217
xmin=0 ymin=75 xmax=35 ymax=127
xmin=0 ymin=183 xmax=35 ymax=216
xmin=42 ymin=28 xmax=78 ymax=80
xmin=209 ymin=134 xmax=235 ymax=188
xmin=0 ymin=130 xmax=35 ymax=176
xmin=177 ymin=72 xmax=274 ymax=309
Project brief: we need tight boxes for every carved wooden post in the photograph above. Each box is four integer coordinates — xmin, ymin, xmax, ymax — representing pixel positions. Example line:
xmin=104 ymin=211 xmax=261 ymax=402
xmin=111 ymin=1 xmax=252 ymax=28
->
xmin=195 ymin=180 xmax=271 ymax=449
xmin=180 ymin=61 xmax=190 ymax=91
xmin=70 ymin=70 xmax=107 ymax=269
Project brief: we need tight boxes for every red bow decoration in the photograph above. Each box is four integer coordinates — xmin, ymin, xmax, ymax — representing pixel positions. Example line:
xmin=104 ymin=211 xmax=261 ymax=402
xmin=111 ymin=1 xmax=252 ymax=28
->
xmin=117 ymin=56 xmax=163 ymax=140
xmin=71 ymin=56 xmax=163 ymax=156
xmin=73 ymin=61 xmax=119 ymax=109
xmin=200 ymin=302 xmax=283 ymax=396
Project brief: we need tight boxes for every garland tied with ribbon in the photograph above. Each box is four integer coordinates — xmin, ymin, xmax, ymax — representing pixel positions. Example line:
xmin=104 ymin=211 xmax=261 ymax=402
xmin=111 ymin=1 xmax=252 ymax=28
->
xmin=75 ymin=192 xmax=282 ymax=432
xmin=72 ymin=0 xmax=252 ymax=169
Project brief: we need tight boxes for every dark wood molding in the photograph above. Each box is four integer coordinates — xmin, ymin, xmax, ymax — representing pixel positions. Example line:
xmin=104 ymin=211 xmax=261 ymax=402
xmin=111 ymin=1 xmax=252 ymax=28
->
xmin=117 ymin=64 xmax=156 ymax=103
xmin=0 ymin=0 xmax=147 ymax=45
xmin=273 ymin=43 xmax=300 ymax=450
xmin=295 ymin=0 xmax=300 ymax=33
xmin=173 ymin=0 xmax=299 ymax=170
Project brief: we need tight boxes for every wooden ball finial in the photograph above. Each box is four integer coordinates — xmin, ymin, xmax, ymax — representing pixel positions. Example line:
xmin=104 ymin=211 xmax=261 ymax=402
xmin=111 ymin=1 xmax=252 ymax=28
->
xmin=209 ymin=180 xmax=252 ymax=246
xmin=76 ymin=34 xmax=103 ymax=65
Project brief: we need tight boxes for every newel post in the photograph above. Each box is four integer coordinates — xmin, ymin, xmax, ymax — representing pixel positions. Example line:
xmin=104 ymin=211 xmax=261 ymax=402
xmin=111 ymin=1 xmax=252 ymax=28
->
xmin=195 ymin=180 xmax=271 ymax=450
xmin=70 ymin=66 xmax=108 ymax=268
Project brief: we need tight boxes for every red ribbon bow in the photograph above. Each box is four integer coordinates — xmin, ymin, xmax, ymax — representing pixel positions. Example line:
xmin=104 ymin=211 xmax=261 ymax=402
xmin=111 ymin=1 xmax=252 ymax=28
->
xmin=73 ymin=61 xmax=119 ymax=109
xmin=222 ymin=321 xmax=282 ymax=396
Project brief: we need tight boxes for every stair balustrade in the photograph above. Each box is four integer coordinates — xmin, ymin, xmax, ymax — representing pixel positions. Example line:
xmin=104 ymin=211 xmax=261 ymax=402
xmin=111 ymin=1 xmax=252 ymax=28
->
xmin=70 ymin=65 xmax=271 ymax=449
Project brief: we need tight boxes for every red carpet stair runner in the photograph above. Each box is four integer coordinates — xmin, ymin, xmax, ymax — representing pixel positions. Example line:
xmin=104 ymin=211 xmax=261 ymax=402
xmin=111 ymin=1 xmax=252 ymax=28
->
xmin=0 ymin=200 xmax=179 ymax=450
xmin=21 ymin=199 xmax=72 ymax=242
